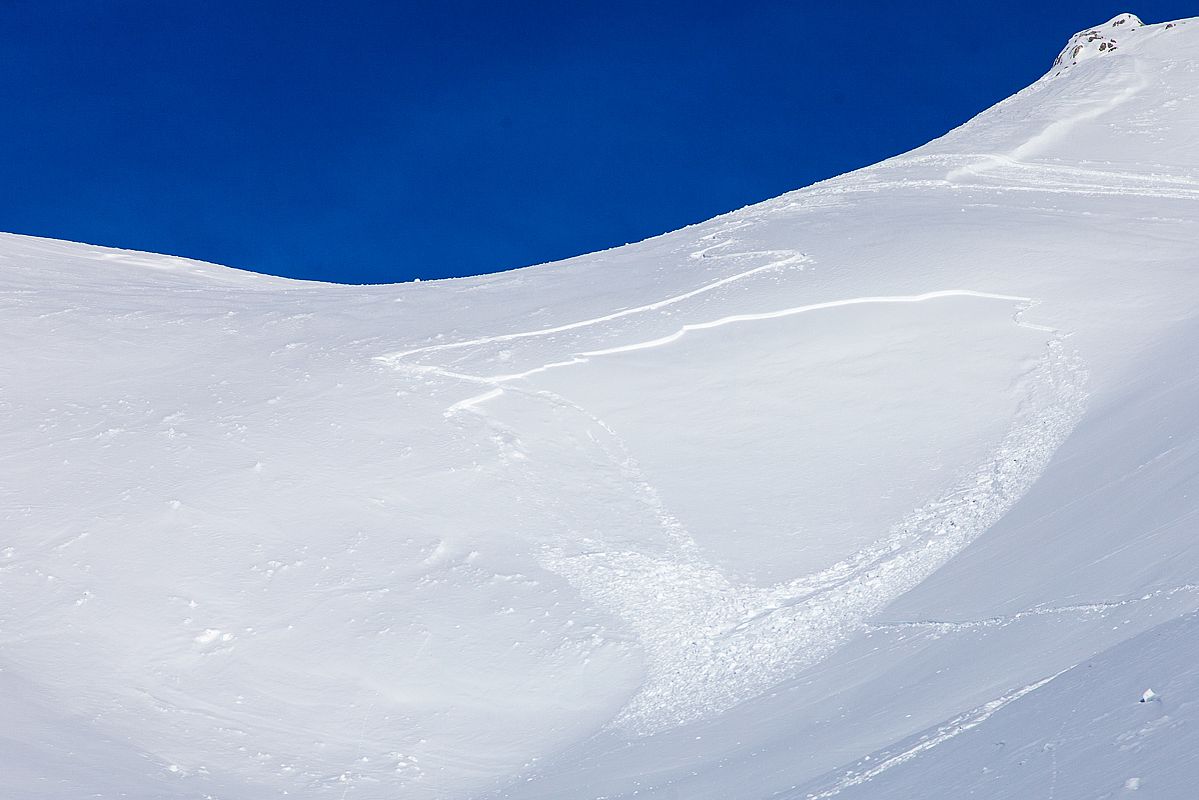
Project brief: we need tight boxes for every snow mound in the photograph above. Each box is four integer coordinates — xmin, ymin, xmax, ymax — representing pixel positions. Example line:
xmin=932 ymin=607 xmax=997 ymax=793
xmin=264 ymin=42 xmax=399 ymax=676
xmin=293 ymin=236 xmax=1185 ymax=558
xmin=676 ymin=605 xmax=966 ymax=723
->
xmin=1052 ymin=13 xmax=1143 ymax=72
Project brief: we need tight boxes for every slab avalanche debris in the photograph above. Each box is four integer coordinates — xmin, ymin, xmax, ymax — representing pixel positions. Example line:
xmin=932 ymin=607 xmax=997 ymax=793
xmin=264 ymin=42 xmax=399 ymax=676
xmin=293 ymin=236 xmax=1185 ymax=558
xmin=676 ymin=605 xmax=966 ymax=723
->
xmin=3 ymin=11 xmax=1199 ymax=800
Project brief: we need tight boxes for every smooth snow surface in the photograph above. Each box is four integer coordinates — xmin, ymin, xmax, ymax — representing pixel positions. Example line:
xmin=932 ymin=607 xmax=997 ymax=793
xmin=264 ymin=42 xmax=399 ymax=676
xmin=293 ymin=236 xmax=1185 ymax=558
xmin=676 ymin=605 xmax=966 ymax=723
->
xmin=3 ymin=13 xmax=1199 ymax=800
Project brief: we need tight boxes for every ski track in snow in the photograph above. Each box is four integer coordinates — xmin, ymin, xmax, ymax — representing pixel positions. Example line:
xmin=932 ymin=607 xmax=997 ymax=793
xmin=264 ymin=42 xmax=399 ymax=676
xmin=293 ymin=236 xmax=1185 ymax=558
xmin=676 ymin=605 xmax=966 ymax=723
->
xmin=948 ymin=66 xmax=1150 ymax=182
xmin=871 ymin=582 xmax=1199 ymax=634
xmin=774 ymin=62 xmax=1199 ymax=209
xmin=378 ymin=222 xmax=1090 ymax=733
xmin=778 ymin=153 xmax=1199 ymax=208
xmin=568 ymin=290 xmax=1052 ymax=357
xmin=393 ymin=289 xmax=1056 ymax=415
xmin=789 ymin=669 xmax=1073 ymax=800
xmin=8 ymin=19 xmax=1199 ymax=800
xmin=380 ymin=235 xmax=808 ymax=364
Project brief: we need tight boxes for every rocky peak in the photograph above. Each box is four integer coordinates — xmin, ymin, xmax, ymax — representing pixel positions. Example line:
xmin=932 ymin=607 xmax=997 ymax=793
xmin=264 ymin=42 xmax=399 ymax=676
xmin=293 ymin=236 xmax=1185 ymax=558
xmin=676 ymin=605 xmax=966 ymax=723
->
xmin=1052 ymin=13 xmax=1143 ymax=73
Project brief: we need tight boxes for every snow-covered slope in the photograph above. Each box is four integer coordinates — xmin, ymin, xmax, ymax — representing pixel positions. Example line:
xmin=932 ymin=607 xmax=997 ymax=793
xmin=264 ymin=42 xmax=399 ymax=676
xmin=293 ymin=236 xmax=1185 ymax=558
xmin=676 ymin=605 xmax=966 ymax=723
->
xmin=3 ymin=13 xmax=1198 ymax=799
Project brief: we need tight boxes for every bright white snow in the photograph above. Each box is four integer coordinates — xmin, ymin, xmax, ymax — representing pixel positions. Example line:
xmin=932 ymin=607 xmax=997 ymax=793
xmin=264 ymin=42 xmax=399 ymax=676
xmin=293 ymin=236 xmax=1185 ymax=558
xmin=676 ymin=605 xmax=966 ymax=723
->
xmin=2 ymin=12 xmax=1199 ymax=800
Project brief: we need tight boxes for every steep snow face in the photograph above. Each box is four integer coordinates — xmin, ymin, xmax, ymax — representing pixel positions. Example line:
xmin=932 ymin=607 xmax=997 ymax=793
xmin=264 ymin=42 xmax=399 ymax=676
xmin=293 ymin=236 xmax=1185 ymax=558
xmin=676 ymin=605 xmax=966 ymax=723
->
xmin=3 ymin=13 xmax=1199 ymax=800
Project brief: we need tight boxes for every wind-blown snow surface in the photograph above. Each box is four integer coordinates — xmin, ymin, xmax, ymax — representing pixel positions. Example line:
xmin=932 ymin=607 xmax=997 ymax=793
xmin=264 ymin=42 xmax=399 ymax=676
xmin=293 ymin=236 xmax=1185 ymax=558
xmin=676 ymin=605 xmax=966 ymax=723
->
xmin=3 ymin=13 xmax=1199 ymax=800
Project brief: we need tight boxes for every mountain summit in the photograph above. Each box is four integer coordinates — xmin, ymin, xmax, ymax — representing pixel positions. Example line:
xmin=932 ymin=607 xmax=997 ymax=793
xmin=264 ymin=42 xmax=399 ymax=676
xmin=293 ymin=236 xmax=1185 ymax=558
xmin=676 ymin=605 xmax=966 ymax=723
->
xmin=1051 ymin=12 xmax=1153 ymax=73
xmin=3 ymin=12 xmax=1199 ymax=800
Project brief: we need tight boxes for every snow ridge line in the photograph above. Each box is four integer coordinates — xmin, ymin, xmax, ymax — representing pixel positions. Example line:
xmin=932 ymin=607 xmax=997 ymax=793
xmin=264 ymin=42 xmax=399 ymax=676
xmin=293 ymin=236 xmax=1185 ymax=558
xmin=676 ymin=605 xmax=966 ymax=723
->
xmin=870 ymin=583 xmax=1199 ymax=633
xmin=792 ymin=668 xmax=1072 ymax=800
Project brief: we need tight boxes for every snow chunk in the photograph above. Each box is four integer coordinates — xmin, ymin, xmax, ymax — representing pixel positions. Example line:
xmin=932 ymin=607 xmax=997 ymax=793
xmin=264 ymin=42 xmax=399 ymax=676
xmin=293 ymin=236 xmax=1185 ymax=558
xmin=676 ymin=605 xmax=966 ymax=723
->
xmin=194 ymin=628 xmax=232 ymax=645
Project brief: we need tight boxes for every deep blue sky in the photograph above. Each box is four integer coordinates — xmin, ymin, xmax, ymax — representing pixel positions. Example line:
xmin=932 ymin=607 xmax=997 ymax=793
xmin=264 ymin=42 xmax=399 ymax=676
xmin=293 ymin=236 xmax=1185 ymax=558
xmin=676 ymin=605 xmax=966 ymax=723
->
xmin=0 ymin=2 xmax=1190 ymax=283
